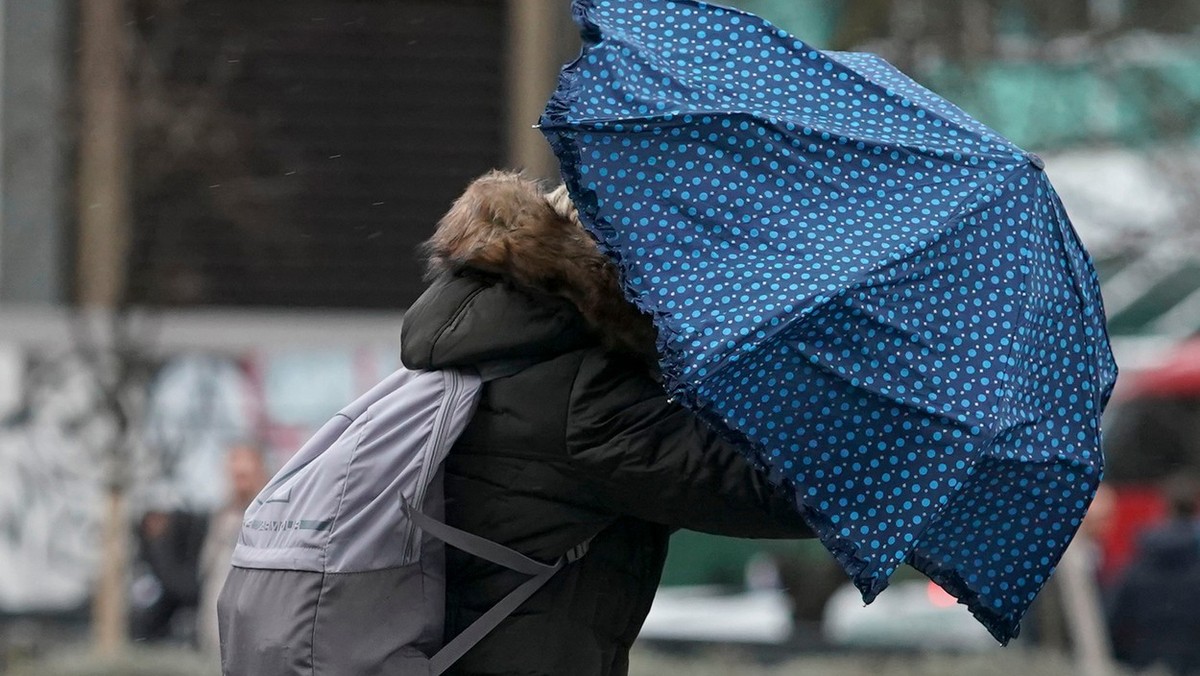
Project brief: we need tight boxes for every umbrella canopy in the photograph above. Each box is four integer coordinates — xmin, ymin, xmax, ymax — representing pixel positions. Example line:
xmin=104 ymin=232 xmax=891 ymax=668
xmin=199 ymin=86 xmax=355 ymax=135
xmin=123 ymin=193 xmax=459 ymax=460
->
xmin=540 ymin=0 xmax=1118 ymax=643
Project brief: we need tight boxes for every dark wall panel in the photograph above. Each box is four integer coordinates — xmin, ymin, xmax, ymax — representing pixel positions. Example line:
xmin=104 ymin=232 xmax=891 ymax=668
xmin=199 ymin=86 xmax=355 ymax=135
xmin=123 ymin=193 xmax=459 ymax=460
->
xmin=128 ymin=0 xmax=506 ymax=308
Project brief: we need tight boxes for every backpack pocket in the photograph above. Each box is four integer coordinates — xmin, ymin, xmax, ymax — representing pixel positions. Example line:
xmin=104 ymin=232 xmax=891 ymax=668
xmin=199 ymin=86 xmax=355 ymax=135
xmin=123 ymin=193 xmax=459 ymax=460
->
xmin=218 ymin=567 xmax=322 ymax=676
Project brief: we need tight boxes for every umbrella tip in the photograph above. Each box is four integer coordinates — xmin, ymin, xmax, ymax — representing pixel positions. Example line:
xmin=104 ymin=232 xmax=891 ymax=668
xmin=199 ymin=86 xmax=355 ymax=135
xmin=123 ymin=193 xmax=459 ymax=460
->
xmin=1025 ymin=153 xmax=1045 ymax=171
xmin=531 ymin=124 xmax=542 ymax=130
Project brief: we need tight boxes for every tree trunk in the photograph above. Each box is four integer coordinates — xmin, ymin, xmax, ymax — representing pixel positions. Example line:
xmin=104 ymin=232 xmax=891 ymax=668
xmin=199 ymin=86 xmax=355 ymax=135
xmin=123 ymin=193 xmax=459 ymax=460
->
xmin=832 ymin=0 xmax=892 ymax=51
xmin=92 ymin=487 xmax=130 ymax=657
xmin=77 ymin=0 xmax=132 ymax=307
xmin=78 ymin=0 xmax=133 ymax=655
xmin=961 ymin=0 xmax=994 ymax=61
xmin=888 ymin=0 xmax=925 ymax=73
xmin=504 ymin=0 xmax=568 ymax=180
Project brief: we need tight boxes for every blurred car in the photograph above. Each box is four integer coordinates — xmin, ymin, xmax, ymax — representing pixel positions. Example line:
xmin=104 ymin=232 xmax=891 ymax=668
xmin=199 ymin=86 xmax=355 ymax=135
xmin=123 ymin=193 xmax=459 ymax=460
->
xmin=640 ymin=585 xmax=794 ymax=645
xmin=822 ymin=580 xmax=997 ymax=651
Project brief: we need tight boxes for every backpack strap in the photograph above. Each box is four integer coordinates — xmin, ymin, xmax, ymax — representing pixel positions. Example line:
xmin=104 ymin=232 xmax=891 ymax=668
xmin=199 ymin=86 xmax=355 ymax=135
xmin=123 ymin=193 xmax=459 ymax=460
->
xmin=401 ymin=499 xmax=591 ymax=675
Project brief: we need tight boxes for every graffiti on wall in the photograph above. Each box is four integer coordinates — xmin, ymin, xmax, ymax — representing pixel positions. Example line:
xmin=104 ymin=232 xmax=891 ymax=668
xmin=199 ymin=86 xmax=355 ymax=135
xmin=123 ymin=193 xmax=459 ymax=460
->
xmin=0 ymin=343 xmax=398 ymax=612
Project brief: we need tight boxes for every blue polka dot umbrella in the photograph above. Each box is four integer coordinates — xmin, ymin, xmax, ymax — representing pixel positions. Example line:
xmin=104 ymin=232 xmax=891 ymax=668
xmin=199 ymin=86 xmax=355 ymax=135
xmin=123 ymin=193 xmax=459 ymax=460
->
xmin=540 ymin=0 xmax=1118 ymax=643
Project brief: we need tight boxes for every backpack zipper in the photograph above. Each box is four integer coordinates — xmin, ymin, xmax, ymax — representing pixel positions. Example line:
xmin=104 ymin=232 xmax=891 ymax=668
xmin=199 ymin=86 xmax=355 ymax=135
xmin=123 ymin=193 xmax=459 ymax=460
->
xmin=403 ymin=368 xmax=464 ymax=563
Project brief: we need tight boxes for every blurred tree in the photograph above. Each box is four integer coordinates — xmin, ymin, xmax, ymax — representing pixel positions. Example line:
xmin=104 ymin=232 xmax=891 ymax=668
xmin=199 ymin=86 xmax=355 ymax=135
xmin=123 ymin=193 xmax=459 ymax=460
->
xmin=76 ymin=0 xmax=137 ymax=656
xmin=1125 ymin=0 xmax=1200 ymax=34
xmin=1020 ymin=0 xmax=1091 ymax=38
xmin=75 ymin=0 xmax=259 ymax=654
xmin=831 ymin=0 xmax=1000 ymax=69
xmin=832 ymin=0 xmax=891 ymax=51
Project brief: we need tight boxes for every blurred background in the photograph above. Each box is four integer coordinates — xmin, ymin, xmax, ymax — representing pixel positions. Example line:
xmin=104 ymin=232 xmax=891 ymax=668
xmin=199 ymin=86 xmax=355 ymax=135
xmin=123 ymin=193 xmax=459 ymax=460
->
xmin=0 ymin=1 xmax=1198 ymax=674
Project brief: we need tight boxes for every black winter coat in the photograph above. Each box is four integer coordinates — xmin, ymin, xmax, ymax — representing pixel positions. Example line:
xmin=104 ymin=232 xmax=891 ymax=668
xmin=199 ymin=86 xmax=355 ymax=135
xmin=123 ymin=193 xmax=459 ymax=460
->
xmin=400 ymin=272 xmax=812 ymax=676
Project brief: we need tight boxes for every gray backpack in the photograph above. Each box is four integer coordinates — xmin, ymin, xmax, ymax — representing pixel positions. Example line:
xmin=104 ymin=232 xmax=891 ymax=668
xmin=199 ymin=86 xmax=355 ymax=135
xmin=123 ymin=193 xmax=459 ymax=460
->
xmin=217 ymin=366 xmax=588 ymax=676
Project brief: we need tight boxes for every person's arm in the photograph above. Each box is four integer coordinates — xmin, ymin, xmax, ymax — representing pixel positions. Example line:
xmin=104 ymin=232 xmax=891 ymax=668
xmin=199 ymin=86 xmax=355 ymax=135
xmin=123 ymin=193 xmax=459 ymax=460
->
xmin=565 ymin=350 xmax=813 ymax=539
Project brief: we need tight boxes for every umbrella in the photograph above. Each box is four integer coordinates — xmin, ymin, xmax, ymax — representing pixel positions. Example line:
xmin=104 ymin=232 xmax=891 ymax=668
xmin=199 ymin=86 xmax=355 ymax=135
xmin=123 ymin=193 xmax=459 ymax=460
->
xmin=540 ymin=0 xmax=1118 ymax=643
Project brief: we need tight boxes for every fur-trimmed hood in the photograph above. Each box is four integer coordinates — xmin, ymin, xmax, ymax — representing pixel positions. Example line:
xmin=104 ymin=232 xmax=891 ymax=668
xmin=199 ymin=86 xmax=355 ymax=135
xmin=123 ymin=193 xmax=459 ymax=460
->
xmin=423 ymin=171 xmax=656 ymax=359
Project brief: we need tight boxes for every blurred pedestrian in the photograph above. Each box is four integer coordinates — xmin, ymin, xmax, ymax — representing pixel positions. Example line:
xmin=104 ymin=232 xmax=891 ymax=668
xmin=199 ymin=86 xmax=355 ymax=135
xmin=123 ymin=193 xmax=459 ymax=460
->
xmin=197 ymin=444 xmax=267 ymax=659
xmin=398 ymin=172 xmax=814 ymax=675
xmin=130 ymin=506 xmax=208 ymax=642
xmin=1107 ymin=475 xmax=1200 ymax=675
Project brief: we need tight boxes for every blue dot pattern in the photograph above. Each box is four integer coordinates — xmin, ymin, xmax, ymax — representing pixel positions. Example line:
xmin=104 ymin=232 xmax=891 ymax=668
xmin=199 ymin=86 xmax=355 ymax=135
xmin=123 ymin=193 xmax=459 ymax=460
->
xmin=539 ymin=0 xmax=1118 ymax=644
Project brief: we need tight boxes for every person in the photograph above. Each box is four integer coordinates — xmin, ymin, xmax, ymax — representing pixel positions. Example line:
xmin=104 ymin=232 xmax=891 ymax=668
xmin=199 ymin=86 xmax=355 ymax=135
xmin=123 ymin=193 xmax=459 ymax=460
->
xmin=1107 ymin=475 xmax=1200 ymax=675
xmin=400 ymin=171 xmax=816 ymax=675
xmin=197 ymin=443 xmax=268 ymax=659
xmin=130 ymin=507 xmax=208 ymax=642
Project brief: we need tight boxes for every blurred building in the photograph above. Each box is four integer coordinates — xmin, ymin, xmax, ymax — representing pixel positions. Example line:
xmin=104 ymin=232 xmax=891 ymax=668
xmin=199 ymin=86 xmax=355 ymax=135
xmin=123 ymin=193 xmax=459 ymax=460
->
xmin=0 ymin=0 xmax=584 ymax=311
xmin=2 ymin=1 xmax=1197 ymax=332
xmin=59 ymin=0 xmax=1200 ymax=307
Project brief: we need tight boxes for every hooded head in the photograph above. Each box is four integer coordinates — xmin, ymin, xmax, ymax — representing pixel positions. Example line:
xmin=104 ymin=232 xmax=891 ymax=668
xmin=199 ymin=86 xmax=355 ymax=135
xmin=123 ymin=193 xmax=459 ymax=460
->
xmin=422 ymin=171 xmax=657 ymax=360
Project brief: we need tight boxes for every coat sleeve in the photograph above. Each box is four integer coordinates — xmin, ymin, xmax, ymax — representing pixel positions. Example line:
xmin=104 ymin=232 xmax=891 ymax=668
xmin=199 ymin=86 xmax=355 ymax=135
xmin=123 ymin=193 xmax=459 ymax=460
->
xmin=564 ymin=350 xmax=813 ymax=539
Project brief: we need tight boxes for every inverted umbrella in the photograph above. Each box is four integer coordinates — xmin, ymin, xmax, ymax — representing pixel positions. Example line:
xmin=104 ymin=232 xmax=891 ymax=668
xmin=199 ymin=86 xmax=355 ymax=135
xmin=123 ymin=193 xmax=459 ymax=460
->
xmin=540 ymin=0 xmax=1117 ymax=643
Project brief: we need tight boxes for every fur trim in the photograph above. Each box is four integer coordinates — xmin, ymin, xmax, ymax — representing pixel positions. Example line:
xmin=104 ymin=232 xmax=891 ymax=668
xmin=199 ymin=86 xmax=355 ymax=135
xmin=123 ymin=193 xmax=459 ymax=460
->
xmin=424 ymin=171 xmax=657 ymax=359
